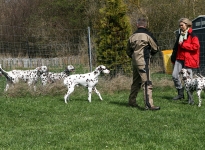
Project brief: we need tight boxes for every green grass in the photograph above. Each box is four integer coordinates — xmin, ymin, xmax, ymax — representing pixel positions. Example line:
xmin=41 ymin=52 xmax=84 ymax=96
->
xmin=0 ymin=76 xmax=205 ymax=149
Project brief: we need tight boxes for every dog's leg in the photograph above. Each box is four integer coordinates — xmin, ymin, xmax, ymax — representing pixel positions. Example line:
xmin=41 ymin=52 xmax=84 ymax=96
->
xmin=189 ymin=91 xmax=194 ymax=105
xmin=64 ymin=86 xmax=75 ymax=103
xmin=186 ymin=89 xmax=194 ymax=104
xmin=88 ymin=87 xmax=93 ymax=102
xmin=33 ymin=79 xmax=39 ymax=91
xmin=27 ymin=80 xmax=34 ymax=91
xmin=30 ymin=84 xmax=36 ymax=91
xmin=33 ymin=85 xmax=36 ymax=91
xmin=197 ymin=90 xmax=202 ymax=107
xmin=5 ymin=79 xmax=14 ymax=91
xmin=42 ymin=78 xmax=48 ymax=86
xmin=64 ymin=93 xmax=69 ymax=104
xmin=32 ymin=81 xmax=37 ymax=91
xmin=5 ymin=82 xmax=10 ymax=91
xmin=93 ymin=87 xmax=103 ymax=101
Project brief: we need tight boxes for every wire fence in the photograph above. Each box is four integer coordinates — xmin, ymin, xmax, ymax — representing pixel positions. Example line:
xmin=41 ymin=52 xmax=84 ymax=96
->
xmin=0 ymin=25 xmax=204 ymax=76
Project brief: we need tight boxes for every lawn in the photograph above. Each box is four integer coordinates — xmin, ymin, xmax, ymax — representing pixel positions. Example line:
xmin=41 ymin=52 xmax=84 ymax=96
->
xmin=0 ymin=74 xmax=205 ymax=150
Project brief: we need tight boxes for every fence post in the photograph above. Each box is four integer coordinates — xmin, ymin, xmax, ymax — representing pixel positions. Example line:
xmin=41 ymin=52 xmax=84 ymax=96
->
xmin=88 ymin=26 xmax=92 ymax=72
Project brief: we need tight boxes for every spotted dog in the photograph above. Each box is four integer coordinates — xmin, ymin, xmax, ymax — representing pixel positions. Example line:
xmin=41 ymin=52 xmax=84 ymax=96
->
xmin=63 ymin=65 xmax=110 ymax=103
xmin=180 ymin=68 xmax=205 ymax=107
xmin=40 ymin=65 xmax=75 ymax=85
xmin=0 ymin=64 xmax=48 ymax=91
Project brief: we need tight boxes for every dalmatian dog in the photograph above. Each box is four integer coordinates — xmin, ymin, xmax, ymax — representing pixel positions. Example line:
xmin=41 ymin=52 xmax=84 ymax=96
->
xmin=0 ymin=64 xmax=48 ymax=91
xmin=63 ymin=65 xmax=110 ymax=103
xmin=40 ymin=65 xmax=75 ymax=85
xmin=180 ymin=68 xmax=205 ymax=107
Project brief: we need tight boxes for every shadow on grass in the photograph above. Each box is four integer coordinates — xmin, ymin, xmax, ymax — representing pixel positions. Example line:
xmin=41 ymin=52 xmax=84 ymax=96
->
xmin=109 ymin=101 xmax=145 ymax=111
xmin=162 ymin=95 xmax=190 ymax=105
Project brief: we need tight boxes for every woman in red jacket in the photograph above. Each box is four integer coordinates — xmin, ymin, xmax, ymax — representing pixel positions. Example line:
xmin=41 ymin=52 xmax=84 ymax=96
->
xmin=171 ymin=18 xmax=200 ymax=100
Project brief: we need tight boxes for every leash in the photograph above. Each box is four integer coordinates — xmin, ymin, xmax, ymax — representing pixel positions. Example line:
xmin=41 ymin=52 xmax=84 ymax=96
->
xmin=144 ymin=60 xmax=152 ymax=108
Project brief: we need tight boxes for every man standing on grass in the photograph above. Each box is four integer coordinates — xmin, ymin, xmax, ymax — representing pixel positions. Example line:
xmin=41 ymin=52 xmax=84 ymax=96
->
xmin=126 ymin=17 xmax=160 ymax=110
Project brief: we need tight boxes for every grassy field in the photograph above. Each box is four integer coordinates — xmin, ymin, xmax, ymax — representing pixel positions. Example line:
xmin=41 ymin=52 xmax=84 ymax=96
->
xmin=0 ymin=72 xmax=205 ymax=150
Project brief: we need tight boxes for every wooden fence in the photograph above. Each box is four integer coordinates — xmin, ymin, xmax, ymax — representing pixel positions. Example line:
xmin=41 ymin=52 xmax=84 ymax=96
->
xmin=0 ymin=56 xmax=87 ymax=69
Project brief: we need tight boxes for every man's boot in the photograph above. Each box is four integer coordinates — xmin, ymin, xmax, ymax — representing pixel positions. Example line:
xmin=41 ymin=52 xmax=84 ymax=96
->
xmin=173 ymin=88 xmax=184 ymax=100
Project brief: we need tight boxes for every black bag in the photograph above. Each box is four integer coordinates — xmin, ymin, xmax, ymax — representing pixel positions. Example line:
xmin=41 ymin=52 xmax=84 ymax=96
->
xmin=171 ymin=34 xmax=180 ymax=63
xmin=171 ymin=48 xmax=177 ymax=63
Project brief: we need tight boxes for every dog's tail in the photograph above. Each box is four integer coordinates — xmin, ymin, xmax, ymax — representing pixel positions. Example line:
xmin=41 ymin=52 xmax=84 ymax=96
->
xmin=0 ymin=64 xmax=13 ymax=81
xmin=197 ymin=73 xmax=204 ymax=78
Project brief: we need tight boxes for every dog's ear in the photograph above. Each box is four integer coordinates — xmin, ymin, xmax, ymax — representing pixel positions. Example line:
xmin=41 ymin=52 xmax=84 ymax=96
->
xmin=37 ymin=70 xmax=41 ymax=76
xmin=187 ymin=70 xmax=190 ymax=75
xmin=36 ymin=67 xmax=40 ymax=71
xmin=98 ymin=66 xmax=103 ymax=71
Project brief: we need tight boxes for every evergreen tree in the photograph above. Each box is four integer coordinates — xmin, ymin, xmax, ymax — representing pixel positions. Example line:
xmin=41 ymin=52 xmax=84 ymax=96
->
xmin=96 ymin=0 xmax=132 ymax=76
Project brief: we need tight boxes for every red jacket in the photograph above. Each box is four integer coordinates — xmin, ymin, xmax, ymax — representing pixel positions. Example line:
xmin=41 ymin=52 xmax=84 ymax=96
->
xmin=176 ymin=28 xmax=200 ymax=68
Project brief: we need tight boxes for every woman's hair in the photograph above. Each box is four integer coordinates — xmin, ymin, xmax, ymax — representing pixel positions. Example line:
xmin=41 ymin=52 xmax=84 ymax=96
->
xmin=178 ymin=18 xmax=192 ymax=28
xmin=137 ymin=17 xmax=148 ymax=27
